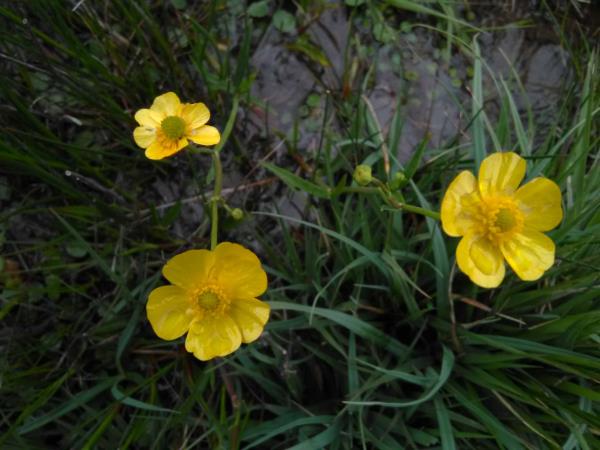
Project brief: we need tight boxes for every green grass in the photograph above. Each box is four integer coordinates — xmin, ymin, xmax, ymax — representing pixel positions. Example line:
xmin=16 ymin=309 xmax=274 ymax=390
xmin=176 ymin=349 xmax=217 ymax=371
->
xmin=1 ymin=1 xmax=599 ymax=449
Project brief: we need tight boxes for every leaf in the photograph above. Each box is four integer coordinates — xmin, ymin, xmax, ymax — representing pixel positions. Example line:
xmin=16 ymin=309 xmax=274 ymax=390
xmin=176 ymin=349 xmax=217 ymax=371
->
xmin=66 ymin=240 xmax=87 ymax=258
xmin=434 ymin=396 xmax=457 ymax=450
xmin=262 ymin=162 xmax=330 ymax=199
xmin=111 ymin=384 xmax=178 ymax=414
xmin=268 ymin=301 xmax=408 ymax=357
xmin=170 ymin=0 xmax=186 ymax=9
xmin=471 ymin=37 xmax=486 ymax=170
xmin=248 ymin=0 xmax=270 ymax=18
xmin=273 ymin=9 xmax=296 ymax=34
xmin=345 ymin=346 xmax=455 ymax=407
xmin=287 ymin=35 xmax=331 ymax=67
xmin=17 ymin=377 xmax=120 ymax=434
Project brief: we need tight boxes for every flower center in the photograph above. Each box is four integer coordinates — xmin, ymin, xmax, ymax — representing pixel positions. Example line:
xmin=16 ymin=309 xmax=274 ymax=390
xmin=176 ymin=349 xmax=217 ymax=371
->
xmin=161 ymin=116 xmax=186 ymax=140
xmin=494 ymin=208 xmax=517 ymax=233
xmin=190 ymin=285 xmax=230 ymax=318
xmin=478 ymin=196 xmax=523 ymax=241
xmin=197 ymin=291 xmax=220 ymax=310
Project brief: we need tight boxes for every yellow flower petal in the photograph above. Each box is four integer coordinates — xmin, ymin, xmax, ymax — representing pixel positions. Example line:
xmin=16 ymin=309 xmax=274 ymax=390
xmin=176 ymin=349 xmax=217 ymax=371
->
xmin=146 ymin=285 xmax=192 ymax=340
xmin=185 ymin=315 xmax=242 ymax=361
xmin=501 ymin=229 xmax=555 ymax=281
xmin=162 ymin=249 xmax=216 ymax=291
xmin=478 ymin=152 xmax=526 ymax=196
xmin=133 ymin=126 xmax=157 ymax=148
xmin=230 ymin=298 xmax=270 ymax=343
xmin=134 ymin=108 xmax=163 ymax=127
xmin=441 ymin=170 xmax=480 ymax=237
xmin=150 ymin=92 xmax=182 ymax=117
xmin=187 ymin=125 xmax=221 ymax=146
xmin=456 ymin=233 xmax=505 ymax=288
xmin=182 ymin=102 xmax=210 ymax=129
xmin=213 ymin=243 xmax=267 ymax=299
xmin=515 ymin=177 xmax=563 ymax=231
xmin=144 ymin=138 xmax=188 ymax=160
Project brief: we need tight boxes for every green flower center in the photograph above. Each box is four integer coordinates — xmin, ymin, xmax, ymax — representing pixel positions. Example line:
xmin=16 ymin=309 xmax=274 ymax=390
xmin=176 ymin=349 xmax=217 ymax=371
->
xmin=161 ymin=116 xmax=186 ymax=140
xmin=495 ymin=208 xmax=517 ymax=232
xmin=197 ymin=291 xmax=220 ymax=310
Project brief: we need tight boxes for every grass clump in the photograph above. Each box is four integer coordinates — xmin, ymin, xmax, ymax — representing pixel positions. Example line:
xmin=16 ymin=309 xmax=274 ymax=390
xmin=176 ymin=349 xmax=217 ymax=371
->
xmin=1 ymin=1 xmax=598 ymax=449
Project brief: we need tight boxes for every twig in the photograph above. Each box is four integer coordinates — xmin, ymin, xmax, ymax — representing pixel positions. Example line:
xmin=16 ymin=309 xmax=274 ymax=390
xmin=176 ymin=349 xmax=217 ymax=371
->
xmin=134 ymin=177 xmax=277 ymax=217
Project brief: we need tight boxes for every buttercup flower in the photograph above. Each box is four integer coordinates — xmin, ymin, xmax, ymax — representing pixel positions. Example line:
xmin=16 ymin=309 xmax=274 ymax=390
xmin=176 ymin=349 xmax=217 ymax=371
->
xmin=441 ymin=152 xmax=562 ymax=288
xmin=147 ymin=243 xmax=269 ymax=361
xmin=133 ymin=92 xmax=220 ymax=160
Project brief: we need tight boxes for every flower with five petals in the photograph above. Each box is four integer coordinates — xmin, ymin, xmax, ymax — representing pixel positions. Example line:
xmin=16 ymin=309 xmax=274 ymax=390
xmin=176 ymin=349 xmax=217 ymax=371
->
xmin=441 ymin=152 xmax=563 ymax=288
xmin=133 ymin=92 xmax=220 ymax=160
xmin=147 ymin=243 xmax=270 ymax=361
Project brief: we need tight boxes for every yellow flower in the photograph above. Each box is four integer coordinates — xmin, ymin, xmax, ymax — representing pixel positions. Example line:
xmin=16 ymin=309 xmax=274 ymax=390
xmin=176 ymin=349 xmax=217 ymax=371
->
xmin=441 ymin=152 xmax=562 ymax=288
xmin=133 ymin=92 xmax=221 ymax=160
xmin=146 ymin=242 xmax=270 ymax=361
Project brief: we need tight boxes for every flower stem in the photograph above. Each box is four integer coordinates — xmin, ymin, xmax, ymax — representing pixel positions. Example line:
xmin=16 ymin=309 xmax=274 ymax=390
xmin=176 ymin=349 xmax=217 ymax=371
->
xmin=214 ymin=96 xmax=239 ymax=153
xmin=386 ymin=195 xmax=441 ymax=220
xmin=208 ymin=96 xmax=240 ymax=250
xmin=342 ymin=177 xmax=441 ymax=221
xmin=210 ymin=151 xmax=222 ymax=250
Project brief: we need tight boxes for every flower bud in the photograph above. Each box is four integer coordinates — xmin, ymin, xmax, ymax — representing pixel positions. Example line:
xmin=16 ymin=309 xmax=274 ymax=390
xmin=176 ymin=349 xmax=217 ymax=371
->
xmin=353 ymin=165 xmax=372 ymax=186
xmin=231 ymin=208 xmax=244 ymax=220
xmin=389 ymin=171 xmax=407 ymax=190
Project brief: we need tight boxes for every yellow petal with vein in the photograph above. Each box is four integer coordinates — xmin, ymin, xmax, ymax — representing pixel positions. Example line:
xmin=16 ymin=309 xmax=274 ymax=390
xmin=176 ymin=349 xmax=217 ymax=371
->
xmin=162 ymin=249 xmax=216 ymax=291
xmin=456 ymin=233 xmax=505 ymax=288
xmin=441 ymin=170 xmax=479 ymax=237
xmin=134 ymin=108 xmax=163 ymax=127
xmin=515 ymin=177 xmax=562 ymax=231
xmin=230 ymin=298 xmax=270 ymax=343
xmin=213 ymin=242 xmax=267 ymax=299
xmin=478 ymin=152 xmax=526 ymax=196
xmin=501 ymin=229 xmax=555 ymax=281
xmin=146 ymin=285 xmax=192 ymax=340
xmin=182 ymin=103 xmax=210 ymax=129
xmin=150 ymin=92 xmax=182 ymax=117
xmin=185 ymin=315 xmax=242 ymax=361
xmin=144 ymin=138 xmax=188 ymax=160
xmin=133 ymin=126 xmax=156 ymax=148
xmin=188 ymin=125 xmax=221 ymax=146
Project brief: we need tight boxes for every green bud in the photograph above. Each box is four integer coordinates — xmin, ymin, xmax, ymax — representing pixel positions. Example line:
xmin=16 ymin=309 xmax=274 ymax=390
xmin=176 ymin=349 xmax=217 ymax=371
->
xmin=353 ymin=165 xmax=372 ymax=186
xmin=389 ymin=171 xmax=407 ymax=190
xmin=231 ymin=208 xmax=244 ymax=220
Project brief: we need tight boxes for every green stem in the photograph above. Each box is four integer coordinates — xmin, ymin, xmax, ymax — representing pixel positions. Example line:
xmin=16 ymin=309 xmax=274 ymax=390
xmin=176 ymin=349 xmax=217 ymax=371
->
xmin=210 ymin=152 xmax=222 ymax=250
xmin=375 ymin=178 xmax=440 ymax=220
xmin=386 ymin=195 xmax=441 ymax=220
xmin=214 ymin=96 xmax=239 ymax=153
xmin=341 ymin=178 xmax=441 ymax=220
xmin=337 ymin=186 xmax=380 ymax=195
xmin=209 ymin=96 xmax=239 ymax=250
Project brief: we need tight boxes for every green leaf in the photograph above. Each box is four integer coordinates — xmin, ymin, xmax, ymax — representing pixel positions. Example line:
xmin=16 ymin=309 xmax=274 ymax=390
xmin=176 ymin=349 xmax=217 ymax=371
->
xmin=268 ymin=301 xmax=408 ymax=357
xmin=345 ymin=346 xmax=455 ymax=407
xmin=111 ymin=384 xmax=178 ymax=414
xmin=262 ymin=162 xmax=330 ymax=199
xmin=65 ymin=240 xmax=88 ymax=258
xmin=248 ymin=0 xmax=270 ymax=18
xmin=273 ymin=10 xmax=296 ymax=34
xmin=287 ymin=35 xmax=331 ymax=67
xmin=170 ymin=0 xmax=186 ymax=9
xmin=434 ymin=396 xmax=457 ymax=450
xmin=18 ymin=377 xmax=120 ymax=434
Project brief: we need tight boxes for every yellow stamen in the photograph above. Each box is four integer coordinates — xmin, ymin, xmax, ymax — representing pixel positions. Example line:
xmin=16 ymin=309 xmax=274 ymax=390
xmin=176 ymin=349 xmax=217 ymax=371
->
xmin=161 ymin=116 xmax=186 ymax=140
